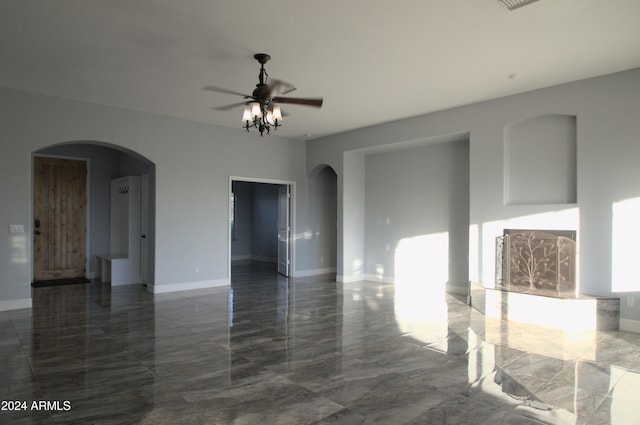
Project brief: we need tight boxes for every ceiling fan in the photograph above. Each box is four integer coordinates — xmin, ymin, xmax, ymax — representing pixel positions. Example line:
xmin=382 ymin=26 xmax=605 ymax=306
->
xmin=205 ymin=53 xmax=323 ymax=135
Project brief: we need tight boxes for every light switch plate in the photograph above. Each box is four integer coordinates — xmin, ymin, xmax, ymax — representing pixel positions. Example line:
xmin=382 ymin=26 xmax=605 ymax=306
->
xmin=9 ymin=224 xmax=25 ymax=234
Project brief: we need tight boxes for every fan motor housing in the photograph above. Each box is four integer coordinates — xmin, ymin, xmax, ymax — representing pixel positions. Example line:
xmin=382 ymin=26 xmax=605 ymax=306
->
xmin=254 ymin=53 xmax=271 ymax=64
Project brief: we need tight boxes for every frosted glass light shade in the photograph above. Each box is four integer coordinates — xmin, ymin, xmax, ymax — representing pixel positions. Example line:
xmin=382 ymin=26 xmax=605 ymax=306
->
xmin=272 ymin=105 xmax=282 ymax=121
xmin=250 ymin=102 xmax=262 ymax=118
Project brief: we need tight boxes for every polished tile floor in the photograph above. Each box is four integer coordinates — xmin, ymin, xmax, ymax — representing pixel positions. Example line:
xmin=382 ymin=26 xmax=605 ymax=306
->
xmin=1 ymin=261 xmax=640 ymax=424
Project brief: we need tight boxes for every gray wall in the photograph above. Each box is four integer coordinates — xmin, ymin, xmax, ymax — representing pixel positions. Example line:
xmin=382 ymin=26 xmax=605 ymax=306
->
xmin=0 ymin=86 xmax=308 ymax=306
xmin=307 ymin=68 xmax=640 ymax=329
xmin=364 ymin=140 xmax=469 ymax=292
xmin=4 ymin=68 xmax=640 ymax=330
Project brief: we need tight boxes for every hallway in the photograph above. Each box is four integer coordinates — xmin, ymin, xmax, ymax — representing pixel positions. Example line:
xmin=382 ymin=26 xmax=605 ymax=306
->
xmin=1 ymin=263 xmax=639 ymax=424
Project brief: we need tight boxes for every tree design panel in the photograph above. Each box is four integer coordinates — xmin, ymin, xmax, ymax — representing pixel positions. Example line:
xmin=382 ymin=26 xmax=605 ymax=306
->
xmin=497 ymin=229 xmax=576 ymax=298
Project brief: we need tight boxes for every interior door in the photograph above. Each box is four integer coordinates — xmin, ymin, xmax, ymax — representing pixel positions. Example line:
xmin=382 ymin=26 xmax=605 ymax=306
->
xmin=33 ymin=157 xmax=87 ymax=281
xmin=277 ymin=185 xmax=291 ymax=276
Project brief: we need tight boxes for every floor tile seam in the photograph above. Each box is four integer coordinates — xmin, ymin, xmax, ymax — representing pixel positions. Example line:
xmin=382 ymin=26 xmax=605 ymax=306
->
xmin=311 ymin=407 xmax=363 ymax=424
xmin=573 ymin=358 xmax=631 ymax=372
xmin=558 ymin=384 xmax=619 ymax=411
xmin=532 ymin=385 xmax=611 ymax=422
xmin=605 ymin=368 xmax=638 ymax=397
xmin=487 ymin=345 xmax=530 ymax=369
xmin=535 ymin=358 xmax=580 ymax=385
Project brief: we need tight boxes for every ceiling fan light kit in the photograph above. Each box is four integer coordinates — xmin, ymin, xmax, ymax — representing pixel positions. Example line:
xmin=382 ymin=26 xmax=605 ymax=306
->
xmin=208 ymin=53 xmax=323 ymax=136
xmin=499 ymin=0 xmax=539 ymax=11
xmin=242 ymin=101 xmax=283 ymax=134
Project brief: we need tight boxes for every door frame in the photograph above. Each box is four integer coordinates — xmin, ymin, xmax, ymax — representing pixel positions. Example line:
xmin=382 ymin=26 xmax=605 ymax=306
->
xmin=228 ymin=176 xmax=295 ymax=279
xmin=277 ymin=184 xmax=291 ymax=276
xmin=140 ymin=173 xmax=150 ymax=284
xmin=31 ymin=154 xmax=91 ymax=282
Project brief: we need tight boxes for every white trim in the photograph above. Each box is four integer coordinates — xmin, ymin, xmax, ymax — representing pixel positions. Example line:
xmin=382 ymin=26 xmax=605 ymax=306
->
xmin=337 ymin=274 xmax=364 ymax=283
xmin=620 ymin=318 xmax=640 ymax=333
xmin=150 ymin=278 xmax=229 ymax=294
xmin=229 ymin=176 xmax=296 ymax=280
xmin=361 ymin=275 xmax=470 ymax=295
xmin=295 ymin=267 xmax=337 ymax=277
xmin=446 ymin=284 xmax=469 ymax=296
xmin=363 ymin=274 xmax=395 ymax=284
xmin=0 ymin=298 xmax=32 ymax=311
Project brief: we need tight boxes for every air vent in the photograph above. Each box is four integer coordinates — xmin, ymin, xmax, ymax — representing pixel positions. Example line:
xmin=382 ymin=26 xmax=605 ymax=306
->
xmin=499 ymin=0 xmax=539 ymax=11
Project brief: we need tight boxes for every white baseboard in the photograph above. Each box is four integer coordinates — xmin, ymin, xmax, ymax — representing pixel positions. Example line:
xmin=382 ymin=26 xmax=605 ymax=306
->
xmin=620 ymin=318 xmax=640 ymax=333
xmin=150 ymin=278 xmax=230 ymax=294
xmin=336 ymin=274 xmax=364 ymax=283
xmin=363 ymin=274 xmax=394 ymax=284
xmin=295 ymin=267 xmax=337 ymax=277
xmin=362 ymin=275 xmax=469 ymax=296
xmin=0 ymin=298 xmax=32 ymax=311
xmin=446 ymin=284 xmax=469 ymax=296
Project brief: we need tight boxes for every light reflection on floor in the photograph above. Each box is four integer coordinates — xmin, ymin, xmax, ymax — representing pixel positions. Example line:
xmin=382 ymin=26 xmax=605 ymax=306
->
xmin=0 ymin=261 xmax=639 ymax=424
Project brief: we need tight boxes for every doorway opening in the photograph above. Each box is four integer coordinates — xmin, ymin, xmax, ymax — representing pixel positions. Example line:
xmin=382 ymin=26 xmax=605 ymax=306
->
xmin=32 ymin=142 xmax=156 ymax=288
xmin=308 ymin=165 xmax=338 ymax=277
xmin=229 ymin=177 xmax=294 ymax=282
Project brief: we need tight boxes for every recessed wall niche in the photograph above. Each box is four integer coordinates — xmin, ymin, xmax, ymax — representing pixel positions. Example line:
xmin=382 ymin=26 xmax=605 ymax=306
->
xmin=504 ymin=114 xmax=577 ymax=205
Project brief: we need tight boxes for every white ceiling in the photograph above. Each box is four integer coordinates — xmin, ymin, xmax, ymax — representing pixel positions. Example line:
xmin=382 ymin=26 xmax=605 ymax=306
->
xmin=2 ymin=0 xmax=639 ymax=140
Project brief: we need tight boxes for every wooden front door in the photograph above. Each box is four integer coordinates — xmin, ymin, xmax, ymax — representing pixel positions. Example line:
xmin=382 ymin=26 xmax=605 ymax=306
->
xmin=33 ymin=157 xmax=87 ymax=281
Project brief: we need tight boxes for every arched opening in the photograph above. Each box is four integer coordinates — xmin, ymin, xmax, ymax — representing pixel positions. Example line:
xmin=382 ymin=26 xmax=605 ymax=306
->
xmin=32 ymin=141 xmax=156 ymax=288
xmin=308 ymin=164 xmax=338 ymax=277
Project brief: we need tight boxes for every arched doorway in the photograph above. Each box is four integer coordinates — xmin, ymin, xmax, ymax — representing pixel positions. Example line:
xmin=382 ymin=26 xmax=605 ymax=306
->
xmin=308 ymin=164 xmax=338 ymax=276
xmin=32 ymin=141 xmax=156 ymax=287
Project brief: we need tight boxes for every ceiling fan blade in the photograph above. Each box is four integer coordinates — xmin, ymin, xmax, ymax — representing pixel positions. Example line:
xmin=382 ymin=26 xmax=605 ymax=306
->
xmin=203 ymin=85 xmax=252 ymax=98
xmin=211 ymin=101 xmax=249 ymax=111
xmin=268 ymin=79 xmax=297 ymax=96
xmin=272 ymin=97 xmax=323 ymax=108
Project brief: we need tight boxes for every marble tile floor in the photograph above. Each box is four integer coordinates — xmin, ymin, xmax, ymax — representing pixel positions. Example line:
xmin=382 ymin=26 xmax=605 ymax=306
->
xmin=1 ymin=261 xmax=640 ymax=424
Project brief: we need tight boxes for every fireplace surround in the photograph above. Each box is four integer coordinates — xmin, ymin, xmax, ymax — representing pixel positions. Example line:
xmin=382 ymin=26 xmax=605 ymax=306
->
xmin=469 ymin=228 xmax=619 ymax=331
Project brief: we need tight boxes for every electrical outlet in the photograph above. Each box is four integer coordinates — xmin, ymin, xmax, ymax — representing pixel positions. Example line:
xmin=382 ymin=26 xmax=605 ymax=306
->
xmin=194 ymin=265 xmax=200 ymax=274
xmin=626 ymin=296 xmax=635 ymax=308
